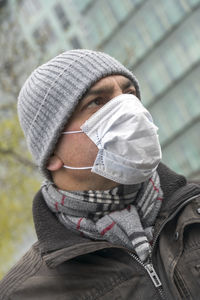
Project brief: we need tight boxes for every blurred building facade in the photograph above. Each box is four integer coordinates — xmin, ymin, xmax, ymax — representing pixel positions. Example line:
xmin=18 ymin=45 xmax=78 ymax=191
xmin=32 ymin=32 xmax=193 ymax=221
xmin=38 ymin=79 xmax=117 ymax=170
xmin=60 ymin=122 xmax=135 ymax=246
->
xmin=17 ymin=0 xmax=89 ymax=59
xmin=15 ymin=0 xmax=200 ymax=179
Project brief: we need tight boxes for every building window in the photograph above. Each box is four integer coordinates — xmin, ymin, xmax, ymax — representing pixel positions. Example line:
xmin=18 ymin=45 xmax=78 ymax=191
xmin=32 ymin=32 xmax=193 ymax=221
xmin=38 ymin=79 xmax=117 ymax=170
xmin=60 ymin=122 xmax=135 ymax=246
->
xmin=149 ymin=63 xmax=200 ymax=147
xmin=21 ymin=0 xmax=41 ymax=18
xmin=70 ymin=36 xmax=82 ymax=49
xmin=86 ymin=1 xmax=116 ymax=47
xmin=130 ymin=0 xmax=142 ymax=6
xmin=162 ymin=121 xmax=200 ymax=177
xmin=73 ymin=0 xmax=92 ymax=13
xmin=54 ymin=3 xmax=70 ymax=30
xmin=107 ymin=0 xmax=132 ymax=23
xmin=33 ymin=19 xmax=56 ymax=51
xmin=187 ymin=0 xmax=200 ymax=6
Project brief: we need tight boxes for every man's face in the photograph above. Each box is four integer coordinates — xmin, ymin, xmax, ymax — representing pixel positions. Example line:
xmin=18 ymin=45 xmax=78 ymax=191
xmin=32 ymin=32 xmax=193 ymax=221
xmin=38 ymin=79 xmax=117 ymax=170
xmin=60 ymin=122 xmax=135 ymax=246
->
xmin=49 ymin=75 xmax=136 ymax=190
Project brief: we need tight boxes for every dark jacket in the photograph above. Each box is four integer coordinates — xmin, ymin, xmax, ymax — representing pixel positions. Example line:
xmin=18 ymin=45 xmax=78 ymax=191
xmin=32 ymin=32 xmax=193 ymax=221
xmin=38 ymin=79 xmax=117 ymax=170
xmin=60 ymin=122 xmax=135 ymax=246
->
xmin=1 ymin=164 xmax=200 ymax=300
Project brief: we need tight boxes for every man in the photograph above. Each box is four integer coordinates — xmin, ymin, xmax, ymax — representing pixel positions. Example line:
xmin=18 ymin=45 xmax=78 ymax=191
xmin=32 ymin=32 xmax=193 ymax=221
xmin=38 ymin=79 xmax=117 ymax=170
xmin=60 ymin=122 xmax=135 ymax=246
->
xmin=1 ymin=49 xmax=200 ymax=300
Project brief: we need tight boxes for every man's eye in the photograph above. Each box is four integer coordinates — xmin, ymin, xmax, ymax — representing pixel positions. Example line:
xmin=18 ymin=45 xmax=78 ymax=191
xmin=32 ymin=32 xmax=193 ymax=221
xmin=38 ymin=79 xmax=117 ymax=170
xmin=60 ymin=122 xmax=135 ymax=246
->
xmin=87 ymin=98 xmax=103 ymax=109
xmin=126 ymin=90 xmax=136 ymax=96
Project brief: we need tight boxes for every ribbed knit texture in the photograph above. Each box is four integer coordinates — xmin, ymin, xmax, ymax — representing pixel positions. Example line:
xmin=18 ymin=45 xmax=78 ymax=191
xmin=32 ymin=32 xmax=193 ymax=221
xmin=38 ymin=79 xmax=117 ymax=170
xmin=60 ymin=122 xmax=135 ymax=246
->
xmin=17 ymin=49 xmax=140 ymax=178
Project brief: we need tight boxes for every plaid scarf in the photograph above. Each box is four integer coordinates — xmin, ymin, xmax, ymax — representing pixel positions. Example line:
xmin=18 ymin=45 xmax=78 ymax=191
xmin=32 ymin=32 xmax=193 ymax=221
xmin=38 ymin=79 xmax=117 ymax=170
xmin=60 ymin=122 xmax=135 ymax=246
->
xmin=42 ymin=171 xmax=163 ymax=262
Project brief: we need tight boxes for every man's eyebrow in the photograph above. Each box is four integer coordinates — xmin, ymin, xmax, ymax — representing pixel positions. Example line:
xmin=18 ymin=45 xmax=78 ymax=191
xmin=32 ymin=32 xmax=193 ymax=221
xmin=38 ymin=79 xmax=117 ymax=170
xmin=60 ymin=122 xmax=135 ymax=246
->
xmin=84 ymin=85 xmax=114 ymax=97
xmin=84 ymin=79 xmax=136 ymax=99
xmin=120 ymin=79 xmax=135 ymax=90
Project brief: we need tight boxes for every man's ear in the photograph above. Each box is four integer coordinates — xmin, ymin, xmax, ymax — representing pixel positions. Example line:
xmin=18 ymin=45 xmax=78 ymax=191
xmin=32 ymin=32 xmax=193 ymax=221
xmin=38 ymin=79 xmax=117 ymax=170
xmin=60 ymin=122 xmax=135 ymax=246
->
xmin=46 ymin=155 xmax=63 ymax=171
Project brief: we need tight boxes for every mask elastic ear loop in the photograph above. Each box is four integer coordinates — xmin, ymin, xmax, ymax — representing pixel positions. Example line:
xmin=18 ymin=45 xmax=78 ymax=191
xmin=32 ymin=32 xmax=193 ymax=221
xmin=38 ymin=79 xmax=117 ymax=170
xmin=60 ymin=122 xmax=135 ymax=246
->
xmin=63 ymin=165 xmax=92 ymax=170
xmin=62 ymin=130 xmax=92 ymax=170
xmin=62 ymin=130 xmax=83 ymax=134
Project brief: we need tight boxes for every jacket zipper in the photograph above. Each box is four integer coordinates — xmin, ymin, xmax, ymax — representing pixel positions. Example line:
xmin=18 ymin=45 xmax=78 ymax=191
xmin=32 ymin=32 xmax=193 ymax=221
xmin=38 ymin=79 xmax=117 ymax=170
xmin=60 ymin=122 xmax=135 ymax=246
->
xmin=128 ymin=194 xmax=200 ymax=299
xmin=150 ymin=193 xmax=200 ymax=298
xmin=128 ymin=251 xmax=165 ymax=299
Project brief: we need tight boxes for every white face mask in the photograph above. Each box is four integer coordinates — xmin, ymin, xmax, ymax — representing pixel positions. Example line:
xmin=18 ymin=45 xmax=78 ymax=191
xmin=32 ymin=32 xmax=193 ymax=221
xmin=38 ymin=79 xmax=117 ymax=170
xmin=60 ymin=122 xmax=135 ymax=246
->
xmin=62 ymin=94 xmax=162 ymax=184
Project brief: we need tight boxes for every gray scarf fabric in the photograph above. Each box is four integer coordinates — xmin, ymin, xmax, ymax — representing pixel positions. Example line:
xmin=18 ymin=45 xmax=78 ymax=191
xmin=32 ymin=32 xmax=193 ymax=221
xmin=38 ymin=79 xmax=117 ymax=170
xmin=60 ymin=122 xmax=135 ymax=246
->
xmin=42 ymin=171 xmax=163 ymax=262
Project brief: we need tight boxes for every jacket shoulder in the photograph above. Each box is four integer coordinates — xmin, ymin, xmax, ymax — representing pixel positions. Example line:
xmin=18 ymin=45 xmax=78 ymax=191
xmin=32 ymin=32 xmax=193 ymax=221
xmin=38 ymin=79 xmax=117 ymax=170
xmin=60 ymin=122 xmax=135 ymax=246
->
xmin=0 ymin=242 xmax=42 ymax=300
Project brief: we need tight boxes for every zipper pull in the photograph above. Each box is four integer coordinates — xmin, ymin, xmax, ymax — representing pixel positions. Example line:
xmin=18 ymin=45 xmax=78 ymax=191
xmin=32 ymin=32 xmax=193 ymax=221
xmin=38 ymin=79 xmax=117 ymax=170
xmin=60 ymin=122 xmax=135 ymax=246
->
xmin=145 ymin=263 xmax=162 ymax=288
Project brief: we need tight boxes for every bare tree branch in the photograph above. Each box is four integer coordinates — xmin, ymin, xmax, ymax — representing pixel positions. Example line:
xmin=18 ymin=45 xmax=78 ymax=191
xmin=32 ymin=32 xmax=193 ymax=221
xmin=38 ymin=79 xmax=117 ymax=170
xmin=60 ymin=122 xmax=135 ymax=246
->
xmin=0 ymin=148 xmax=37 ymax=169
xmin=0 ymin=102 xmax=15 ymax=111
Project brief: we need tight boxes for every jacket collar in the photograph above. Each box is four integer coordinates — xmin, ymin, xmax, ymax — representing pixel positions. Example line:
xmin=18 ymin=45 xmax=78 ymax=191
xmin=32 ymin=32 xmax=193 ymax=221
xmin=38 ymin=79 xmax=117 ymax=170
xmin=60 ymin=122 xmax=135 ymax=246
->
xmin=32 ymin=163 xmax=200 ymax=263
xmin=33 ymin=188 xmax=94 ymax=254
xmin=157 ymin=163 xmax=200 ymax=214
xmin=33 ymin=189 xmax=122 ymax=266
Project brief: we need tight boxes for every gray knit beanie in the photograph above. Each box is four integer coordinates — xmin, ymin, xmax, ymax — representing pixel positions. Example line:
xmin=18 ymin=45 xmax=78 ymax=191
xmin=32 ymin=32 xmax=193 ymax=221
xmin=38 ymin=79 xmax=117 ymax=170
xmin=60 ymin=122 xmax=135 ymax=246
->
xmin=18 ymin=49 xmax=141 ymax=178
